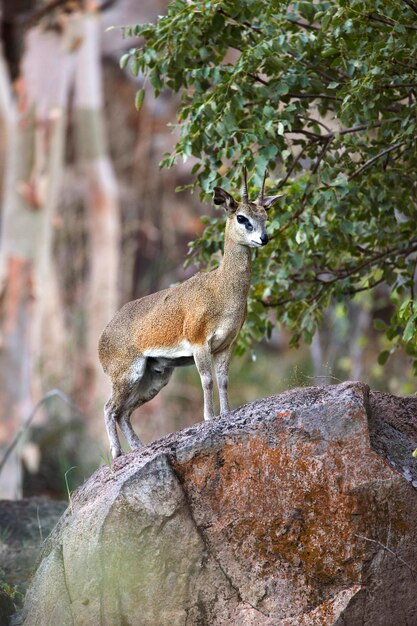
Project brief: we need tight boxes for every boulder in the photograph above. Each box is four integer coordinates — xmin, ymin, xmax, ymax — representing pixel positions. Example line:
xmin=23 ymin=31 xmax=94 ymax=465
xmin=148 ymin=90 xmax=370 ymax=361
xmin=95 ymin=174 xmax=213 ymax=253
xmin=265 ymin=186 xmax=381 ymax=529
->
xmin=20 ymin=382 xmax=417 ymax=625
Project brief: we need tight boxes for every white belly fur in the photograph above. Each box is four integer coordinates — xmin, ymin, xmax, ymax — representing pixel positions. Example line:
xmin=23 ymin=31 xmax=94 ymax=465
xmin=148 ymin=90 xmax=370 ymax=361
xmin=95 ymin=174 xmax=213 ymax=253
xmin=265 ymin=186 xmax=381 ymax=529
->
xmin=129 ymin=341 xmax=194 ymax=384
xmin=143 ymin=339 xmax=194 ymax=359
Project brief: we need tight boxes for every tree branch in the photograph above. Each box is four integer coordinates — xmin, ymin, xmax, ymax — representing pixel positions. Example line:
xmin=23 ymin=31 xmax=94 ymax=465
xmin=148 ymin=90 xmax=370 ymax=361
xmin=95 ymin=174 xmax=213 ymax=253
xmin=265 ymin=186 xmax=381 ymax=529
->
xmin=288 ymin=135 xmax=334 ymax=218
xmin=393 ymin=58 xmax=417 ymax=71
xmin=298 ymin=115 xmax=332 ymax=133
xmin=248 ymin=74 xmax=341 ymax=100
xmin=260 ymin=239 xmax=417 ymax=309
xmin=285 ymin=18 xmax=320 ymax=32
xmin=294 ymin=121 xmax=385 ymax=142
xmin=365 ymin=12 xmax=417 ymax=31
xmin=276 ymin=144 xmax=310 ymax=190
xmin=286 ymin=92 xmax=341 ymax=101
xmin=285 ymin=49 xmax=345 ymax=83
xmin=248 ymin=72 xmax=269 ymax=86
xmin=383 ymin=83 xmax=417 ymax=89
xmin=337 ymin=122 xmax=382 ymax=136
xmin=311 ymin=135 xmax=333 ymax=174
xmin=291 ymin=128 xmax=324 ymax=140
xmin=260 ymin=276 xmax=386 ymax=308
xmin=401 ymin=0 xmax=417 ymax=17
xmin=327 ymin=241 xmax=417 ymax=281
xmin=0 ymin=389 xmax=85 ymax=476
xmin=341 ymin=277 xmax=385 ymax=296
xmin=349 ymin=141 xmax=408 ymax=179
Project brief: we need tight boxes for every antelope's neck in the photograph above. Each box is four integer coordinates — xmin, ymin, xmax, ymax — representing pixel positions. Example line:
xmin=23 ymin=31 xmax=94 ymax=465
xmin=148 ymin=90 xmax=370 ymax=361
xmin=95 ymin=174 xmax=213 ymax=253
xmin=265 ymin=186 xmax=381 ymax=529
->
xmin=218 ymin=231 xmax=252 ymax=296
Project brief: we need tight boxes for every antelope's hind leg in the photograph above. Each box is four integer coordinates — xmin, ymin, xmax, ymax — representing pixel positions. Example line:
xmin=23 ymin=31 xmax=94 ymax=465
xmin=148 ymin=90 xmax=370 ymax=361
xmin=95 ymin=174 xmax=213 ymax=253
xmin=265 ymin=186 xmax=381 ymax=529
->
xmin=104 ymin=357 xmax=147 ymax=459
xmin=105 ymin=388 xmax=144 ymax=459
xmin=104 ymin=393 xmax=128 ymax=460
xmin=120 ymin=359 xmax=174 ymax=449
xmin=106 ymin=358 xmax=175 ymax=458
xmin=118 ymin=408 xmax=143 ymax=452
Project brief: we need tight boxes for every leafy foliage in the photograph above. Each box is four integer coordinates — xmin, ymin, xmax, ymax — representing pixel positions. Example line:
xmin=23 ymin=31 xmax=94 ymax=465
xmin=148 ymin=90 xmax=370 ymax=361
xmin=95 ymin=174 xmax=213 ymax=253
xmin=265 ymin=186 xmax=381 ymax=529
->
xmin=122 ymin=0 xmax=417 ymax=368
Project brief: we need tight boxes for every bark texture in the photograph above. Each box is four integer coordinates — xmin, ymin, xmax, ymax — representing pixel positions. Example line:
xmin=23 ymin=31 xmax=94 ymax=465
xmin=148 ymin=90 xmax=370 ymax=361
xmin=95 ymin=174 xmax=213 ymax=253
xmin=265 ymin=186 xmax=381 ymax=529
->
xmin=20 ymin=382 xmax=417 ymax=625
xmin=74 ymin=12 xmax=120 ymax=422
xmin=0 ymin=22 xmax=76 ymax=498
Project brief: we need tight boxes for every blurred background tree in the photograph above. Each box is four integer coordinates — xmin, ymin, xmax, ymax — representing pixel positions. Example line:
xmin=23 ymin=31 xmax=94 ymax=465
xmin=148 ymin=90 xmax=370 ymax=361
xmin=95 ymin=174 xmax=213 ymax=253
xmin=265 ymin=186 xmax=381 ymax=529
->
xmin=0 ymin=0 xmax=416 ymax=500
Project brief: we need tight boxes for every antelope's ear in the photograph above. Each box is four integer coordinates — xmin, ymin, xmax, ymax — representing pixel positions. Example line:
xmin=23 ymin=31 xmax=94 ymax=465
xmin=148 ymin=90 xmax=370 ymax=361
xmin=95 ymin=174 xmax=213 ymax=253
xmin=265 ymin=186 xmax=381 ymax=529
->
xmin=261 ymin=194 xmax=284 ymax=210
xmin=213 ymin=187 xmax=238 ymax=213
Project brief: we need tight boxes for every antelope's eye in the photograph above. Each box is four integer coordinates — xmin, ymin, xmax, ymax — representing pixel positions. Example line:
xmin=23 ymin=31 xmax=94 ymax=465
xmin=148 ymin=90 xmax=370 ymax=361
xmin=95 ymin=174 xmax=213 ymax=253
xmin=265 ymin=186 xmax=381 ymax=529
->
xmin=237 ymin=214 xmax=254 ymax=232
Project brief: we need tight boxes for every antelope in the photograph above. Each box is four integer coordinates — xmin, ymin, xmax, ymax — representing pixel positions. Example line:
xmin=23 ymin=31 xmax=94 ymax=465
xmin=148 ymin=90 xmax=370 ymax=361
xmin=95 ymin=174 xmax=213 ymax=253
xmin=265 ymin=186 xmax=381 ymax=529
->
xmin=98 ymin=170 xmax=281 ymax=458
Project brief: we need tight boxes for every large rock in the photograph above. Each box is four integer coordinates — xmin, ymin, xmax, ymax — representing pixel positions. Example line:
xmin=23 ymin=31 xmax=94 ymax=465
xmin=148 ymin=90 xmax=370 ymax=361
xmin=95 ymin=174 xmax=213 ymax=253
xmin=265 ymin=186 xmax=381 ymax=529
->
xmin=20 ymin=382 xmax=417 ymax=625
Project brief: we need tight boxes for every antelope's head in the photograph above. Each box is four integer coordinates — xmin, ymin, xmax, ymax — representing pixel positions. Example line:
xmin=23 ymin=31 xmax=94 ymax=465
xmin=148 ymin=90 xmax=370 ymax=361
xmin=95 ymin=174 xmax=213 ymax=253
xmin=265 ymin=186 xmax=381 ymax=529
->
xmin=213 ymin=169 xmax=282 ymax=248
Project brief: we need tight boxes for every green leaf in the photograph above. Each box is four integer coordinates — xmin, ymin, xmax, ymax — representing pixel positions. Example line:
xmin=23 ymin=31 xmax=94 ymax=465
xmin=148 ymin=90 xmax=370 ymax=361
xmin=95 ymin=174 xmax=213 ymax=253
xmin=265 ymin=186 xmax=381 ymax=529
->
xmin=295 ymin=230 xmax=307 ymax=244
xmin=373 ymin=319 xmax=386 ymax=331
xmin=135 ymin=88 xmax=145 ymax=110
xmin=120 ymin=53 xmax=130 ymax=70
xmin=377 ymin=350 xmax=390 ymax=366
xmin=131 ymin=56 xmax=140 ymax=77
xmin=403 ymin=311 xmax=417 ymax=343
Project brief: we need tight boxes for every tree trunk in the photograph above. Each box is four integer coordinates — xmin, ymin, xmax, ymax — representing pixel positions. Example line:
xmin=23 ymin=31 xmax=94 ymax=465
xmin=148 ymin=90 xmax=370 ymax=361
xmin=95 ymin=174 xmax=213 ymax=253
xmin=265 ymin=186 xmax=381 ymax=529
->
xmin=74 ymin=11 xmax=120 ymax=435
xmin=0 ymin=22 xmax=76 ymax=498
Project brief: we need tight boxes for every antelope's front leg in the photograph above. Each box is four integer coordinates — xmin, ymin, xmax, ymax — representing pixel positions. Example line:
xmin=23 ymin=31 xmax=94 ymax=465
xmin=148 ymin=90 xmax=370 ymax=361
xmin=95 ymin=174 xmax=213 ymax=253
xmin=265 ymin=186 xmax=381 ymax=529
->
xmin=193 ymin=345 xmax=215 ymax=421
xmin=213 ymin=347 xmax=232 ymax=416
